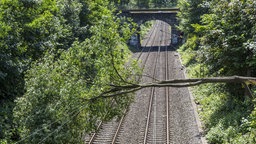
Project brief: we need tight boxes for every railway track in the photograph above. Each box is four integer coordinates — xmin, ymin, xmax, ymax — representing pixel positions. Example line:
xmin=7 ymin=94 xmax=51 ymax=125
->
xmin=142 ymin=21 xmax=170 ymax=143
xmin=85 ymin=21 xmax=161 ymax=144
xmin=85 ymin=20 xmax=202 ymax=144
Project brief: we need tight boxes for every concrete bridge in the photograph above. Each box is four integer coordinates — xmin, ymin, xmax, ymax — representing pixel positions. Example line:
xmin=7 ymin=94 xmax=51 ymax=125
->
xmin=120 ymin=8 xmax=180 ymax=47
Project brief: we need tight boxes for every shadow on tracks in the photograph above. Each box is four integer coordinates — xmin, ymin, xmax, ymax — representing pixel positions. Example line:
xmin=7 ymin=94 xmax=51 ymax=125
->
xmin=130 ymin=45 xmax=177 ymax=53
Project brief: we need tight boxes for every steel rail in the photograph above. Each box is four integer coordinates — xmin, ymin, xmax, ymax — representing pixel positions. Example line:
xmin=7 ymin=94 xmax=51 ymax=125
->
xmin=143 ymin=21 xmax=171 ymax=143
xmin=136 ymin=21 xmax=158 ymax=61
xmin=112 ymin=21 xmax=160 ymax=144
xmin=87 ymin=121 xmax=102 ymax=143
xmin=111 ymin=113 xmax=124 ymax=143
xmin=87 ymin=21 xmax=160 ymax=144
xmin=143 ymin=20 xmax=162 ymax=144
xmin=163 ymin=23 xmax=170 ymax=144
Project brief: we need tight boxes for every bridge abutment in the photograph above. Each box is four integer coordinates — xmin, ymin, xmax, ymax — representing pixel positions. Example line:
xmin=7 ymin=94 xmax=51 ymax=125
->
xmin=120 ymin=9 xmax=180 ymax=47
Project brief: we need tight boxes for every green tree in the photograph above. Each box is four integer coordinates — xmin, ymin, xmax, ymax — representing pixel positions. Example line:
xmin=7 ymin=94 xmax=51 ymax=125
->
xmin=0 ymin=0 xmax=65 ymax=142
xmin=0 ymin=0 xmax=136 ymax=143
xmin=177 ymin=0 xmax=209 ymax=34
xmin=136 ymin=0 xmax=150 ymax=8
xmin=194 ymin=0 xmax=256 ymax=76
xmin=12 ymin=0 xmax=137 ymax=143
xmin=178 ymin=0 xmax=256 ymax=143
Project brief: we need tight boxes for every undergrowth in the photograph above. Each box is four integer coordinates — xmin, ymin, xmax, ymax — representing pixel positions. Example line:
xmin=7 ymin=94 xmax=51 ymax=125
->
xmin=140 ymin=21 xmax=154 ymax=43
xmin=178 ymin=39 xmax=256 ymax=144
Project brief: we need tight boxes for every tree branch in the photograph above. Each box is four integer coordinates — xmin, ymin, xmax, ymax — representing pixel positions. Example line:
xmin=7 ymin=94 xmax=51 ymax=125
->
xmin=87 ymin=76 xmax=256 ymax=101
xmin=243 ymin=82 xmax=254 ymax=99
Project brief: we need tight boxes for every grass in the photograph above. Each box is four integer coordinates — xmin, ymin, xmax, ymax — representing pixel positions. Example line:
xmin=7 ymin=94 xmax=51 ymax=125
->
xmin=178 ymin=38 xmax=256 ymax=144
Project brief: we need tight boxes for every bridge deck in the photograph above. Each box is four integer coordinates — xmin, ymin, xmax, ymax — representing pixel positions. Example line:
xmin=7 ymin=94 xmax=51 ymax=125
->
xmin=121 ymin=8 xmax=179 ymax=14
xmin=128 ymin=11 xmax=178 ymax=14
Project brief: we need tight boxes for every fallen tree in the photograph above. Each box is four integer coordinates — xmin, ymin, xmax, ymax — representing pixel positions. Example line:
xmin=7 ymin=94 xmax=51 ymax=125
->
xmin=89 ymin=76 xmax=256 ymax=101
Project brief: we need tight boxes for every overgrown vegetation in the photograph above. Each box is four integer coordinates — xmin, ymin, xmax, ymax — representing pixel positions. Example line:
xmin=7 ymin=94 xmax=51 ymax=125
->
xmin=140 ymin=21 xmax=154 ymax=41
xmin=2 ymin=0 xmax=256 ymax=143
xmin=0 ymin=0 xmax=138 ymax=143
xmin=116 ymin=0 xmax=178 ymax=9
xmin=178 ymin=0 xmax=256 ymax=143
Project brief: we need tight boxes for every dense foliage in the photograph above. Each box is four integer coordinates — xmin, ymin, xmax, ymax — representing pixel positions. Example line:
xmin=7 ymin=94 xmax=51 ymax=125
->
xmin=0 ymin=0 xmax=138 ymax=143
xmin=115 ymin=0 xmax=178 ymax=9
xmin=2 ymin=0 xmax=256 ymax=143
xmin=178 ymin=0 xmax=256 ymax=143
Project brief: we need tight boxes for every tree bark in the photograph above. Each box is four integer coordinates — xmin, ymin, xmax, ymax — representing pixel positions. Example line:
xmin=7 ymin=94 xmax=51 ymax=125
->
xmin=89 ymin=76 xmax=256 ymax=101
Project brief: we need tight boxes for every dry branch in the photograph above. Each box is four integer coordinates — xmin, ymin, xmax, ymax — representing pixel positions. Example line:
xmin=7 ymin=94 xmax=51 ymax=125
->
xmin=89 ymin=76 xmax=256 ymax=101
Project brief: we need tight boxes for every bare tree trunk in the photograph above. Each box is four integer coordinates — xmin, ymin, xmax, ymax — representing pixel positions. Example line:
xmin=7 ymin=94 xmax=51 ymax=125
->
xmin=87 ymin=76 xmax=256 ymax=101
